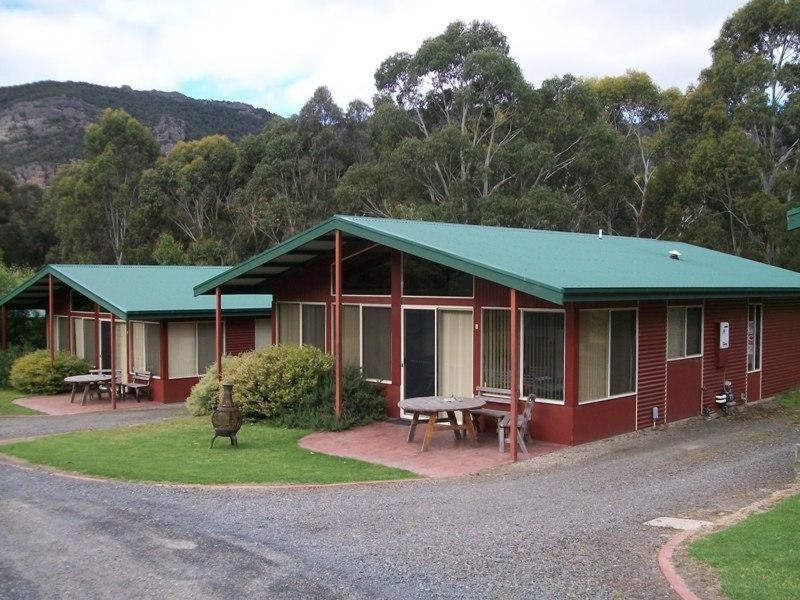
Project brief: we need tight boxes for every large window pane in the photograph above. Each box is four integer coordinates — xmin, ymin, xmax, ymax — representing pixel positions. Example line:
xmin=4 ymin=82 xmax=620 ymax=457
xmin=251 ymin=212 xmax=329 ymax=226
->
xmin=437 ymin=310 xmax=473 ymax=397
xmin=481 ymin=309 xmax=510 ymax=389
xmin=277 ymin=303 xmax=300 ymax=345
xmin=83 ymin=318 xmax=96 ymax=364
xmin=169 ymin=322 xmax=197 ymax=378
xmin=71 ymin=292 xmax=94 ymax=312
xmin=362 ymin=307 xmax=391 ymax=381
xmin=56 ymin=316 xmax=69 ymax=351
xmin=685 ymin=307 xmax=702 ymax=356
xmin=73 ymin=317 xmax=85 ymax=357
xmin=301 ymin=304 xmax=326 ymax=350
xmin=197 ymin=322 xmax=216 ymax=374
xmin=132 ymin=322 xmax=145 ymax=371
xmin=667 ymin=307 xmax=685 ymax=359
xmin=145 ymin=323 xmax=161 ymax=376
xmin=341 ymin=246 xmax=392 ymax=295
xmin=579 ymin=311 xmax=608 ymax=402
xmin=342 ymin=305 xmax=361 ymax=367
xmin=254 ymin=319 xmax=272 ymax=349
xmin=403 ymin=254 xmax=472 ymax=297
xmin=609 ymin=311 xmax=636 ymax=396
xmin=747 ymin=304 xmax=762 ymax=371
xmin=522 ymin=312 xmax=564 ymax=401
xmin=115 ymin=322 xmax=128 ymax=382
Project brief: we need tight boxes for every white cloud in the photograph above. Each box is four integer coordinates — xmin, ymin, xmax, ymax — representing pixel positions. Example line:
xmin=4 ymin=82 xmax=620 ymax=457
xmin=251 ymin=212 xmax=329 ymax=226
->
xmin=0 ymin=0 xmax=745 ymax=115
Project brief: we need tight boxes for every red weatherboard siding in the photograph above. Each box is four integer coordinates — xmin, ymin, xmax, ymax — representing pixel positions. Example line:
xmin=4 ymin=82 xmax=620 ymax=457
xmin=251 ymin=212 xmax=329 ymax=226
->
xmin=702 ymin=299 xmax=748 ymax=410
xmin=762 ymin=298 xmax=800 ymax=397
xmin=225 ymin=318 xmax=255 ymax=355
xmin=637 ymin=302 xmax=667 ymax=428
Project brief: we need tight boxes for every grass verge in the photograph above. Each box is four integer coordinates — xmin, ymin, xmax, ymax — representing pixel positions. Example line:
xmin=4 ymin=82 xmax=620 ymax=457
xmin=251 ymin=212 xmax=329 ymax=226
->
xmin=0 ymin=416 xmax=416 ymax=484
xmin=0 ymin=388 xmax=39 ymax=416
xmin=688 ymin=494 xmax=800 ymax=600
xmin=774 ymin=388 xmax=800 ymax=424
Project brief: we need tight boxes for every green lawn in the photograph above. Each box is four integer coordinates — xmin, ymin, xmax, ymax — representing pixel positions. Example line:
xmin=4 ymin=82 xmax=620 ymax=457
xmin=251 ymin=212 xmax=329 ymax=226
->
xmin=689 ymin=494 xmax=800 ymax=600
xmin=0 ymin=388 xmax=39 ymax=416
xmin=775 ymin=388 xmax=800 ymax=424
xmin=0 ymin=416 xmax=416 ymax=484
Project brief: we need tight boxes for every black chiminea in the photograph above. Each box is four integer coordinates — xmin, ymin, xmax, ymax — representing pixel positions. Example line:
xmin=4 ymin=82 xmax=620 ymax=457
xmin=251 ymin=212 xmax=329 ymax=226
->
xmin=210 ymin=383 xmax=242 ymax=448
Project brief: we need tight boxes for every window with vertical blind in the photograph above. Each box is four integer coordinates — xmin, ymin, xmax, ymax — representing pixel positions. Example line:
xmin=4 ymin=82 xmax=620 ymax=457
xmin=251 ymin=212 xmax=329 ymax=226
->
xmin=276 ymin=302 xmax=326 ymax=350
xmin=55 ymin=316 xmax=69 ymax=351
xmin=71 ymin=317 xmax=96 ymax=363
xmin=340 ymin=304 xmax=391 ymax=381
xmin=747 ymin=304 xmax=762 ymax=372
xmin=254 ymin=319 xmax=272 ymax=349
xmin=481 ymin=309 xmax=510 ymax=389
xmin=667 ymin=306 xmax=702 ymax=359
xmin=168 ymin=321 xmax=219 ymax=378
xmin=522 ymin=311 xmax=565 ymax=401
xmin=115 ymin=322 xmax=128 ymax=382
xmin=579 ymin=309 xmax=637 ymax=403
xmin=131 ymin=321 xmax=160 ymax=376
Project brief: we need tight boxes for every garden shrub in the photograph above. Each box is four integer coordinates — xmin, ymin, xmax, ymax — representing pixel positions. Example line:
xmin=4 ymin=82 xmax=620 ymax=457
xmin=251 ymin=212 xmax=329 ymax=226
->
xmin=0 ymin=344 xmax=30 ymax=387
xmin=186 ymin=345 xmax=385 ymax=430
xmin=9 ymin=350 xmax=93 ymax=395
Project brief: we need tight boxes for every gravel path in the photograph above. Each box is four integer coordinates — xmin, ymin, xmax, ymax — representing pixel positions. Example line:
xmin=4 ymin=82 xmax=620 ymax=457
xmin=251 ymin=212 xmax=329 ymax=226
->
xmin=0 ymin=404 xmax=187 ymax=441
xmin=0 ymin=406 xmax=797 ymax=599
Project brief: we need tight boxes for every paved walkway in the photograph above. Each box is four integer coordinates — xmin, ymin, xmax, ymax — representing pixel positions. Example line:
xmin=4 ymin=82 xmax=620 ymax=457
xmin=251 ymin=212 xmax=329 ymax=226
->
xmin=301 ymin=421 xmax=564 ymax=477
xmin=0 ymin=403 xmax=797 ymax=599
xmin=15 ymin=393 xmax=170 ymax=415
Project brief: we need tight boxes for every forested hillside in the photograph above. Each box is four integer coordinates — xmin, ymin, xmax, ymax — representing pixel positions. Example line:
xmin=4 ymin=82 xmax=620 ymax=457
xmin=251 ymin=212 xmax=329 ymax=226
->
xmin=1 ymin=0 xmax=799 ymax=273
xmin=0 ymin=81 xmax=273 ymax=184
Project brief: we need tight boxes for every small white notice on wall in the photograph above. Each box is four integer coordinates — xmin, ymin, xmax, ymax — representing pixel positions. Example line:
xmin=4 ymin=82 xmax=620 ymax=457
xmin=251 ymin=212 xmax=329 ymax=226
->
xmin=719 ymin=321 xmax=730 ymax=349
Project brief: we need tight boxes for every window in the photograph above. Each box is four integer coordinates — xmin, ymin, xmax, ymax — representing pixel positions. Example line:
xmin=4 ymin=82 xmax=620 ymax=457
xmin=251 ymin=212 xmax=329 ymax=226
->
xmin=337 ymin=245 xmax=392 ymax=295
xmin=747 ymin=304 xmax=762 ymax=371
xmin=70 ymin=292 xmax=95 ymax=312
xmin=168 ymin=321 xmax=217 ymax=378
xmin=579 ymin=309 xmax=637 ymax=402
xmin=71 ymin=317 xmax=96 ymax=363
xmin=254 ymin=319 xmax=272 ymax=349
xmin=276 ymin=302 xmax=326 ymax=350
xmin=55 ymin=316 xmax=69 ymax=351
xmin=522 ymin=311 xmax=564 ymax=401
xmin=402 ymin=254 xmax=473 ymax=297
xmin=481 ymin=309 xmax=510 ymax=389
xmin=341 ymin=305 xmax=391 ymax=381
xmin=132 ymin=321 xmax=160 ymax=376
xmin=667 ymin=306 xmax=702 ymax=359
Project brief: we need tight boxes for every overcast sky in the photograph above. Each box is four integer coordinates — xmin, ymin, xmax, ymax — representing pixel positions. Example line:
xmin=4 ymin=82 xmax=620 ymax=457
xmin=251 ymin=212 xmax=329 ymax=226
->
xmin=0 ymin=0 xmax=746 ymax=116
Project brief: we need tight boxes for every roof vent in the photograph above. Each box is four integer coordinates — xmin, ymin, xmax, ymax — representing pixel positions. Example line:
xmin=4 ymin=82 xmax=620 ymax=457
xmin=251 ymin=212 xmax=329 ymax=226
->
xmin=598 ymin=229 xmax=603 ymax=239
xmin=668 ymin=249 xmax=682 ymax=260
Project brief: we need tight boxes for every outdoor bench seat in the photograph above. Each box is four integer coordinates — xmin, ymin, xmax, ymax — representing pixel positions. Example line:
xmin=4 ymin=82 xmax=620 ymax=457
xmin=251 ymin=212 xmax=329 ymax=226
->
xmin=471 ymin=386 xmax=535 ymax=454
xmin=123 ymin=371 xmax=152 ymax=402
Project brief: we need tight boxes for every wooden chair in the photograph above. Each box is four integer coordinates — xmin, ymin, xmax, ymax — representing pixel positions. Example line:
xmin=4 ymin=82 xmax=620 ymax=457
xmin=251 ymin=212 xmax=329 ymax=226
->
xmin=498 ymin=396 xmax=535 ymax=454
xmin=123 ymin=371 xmax=152 ymax=402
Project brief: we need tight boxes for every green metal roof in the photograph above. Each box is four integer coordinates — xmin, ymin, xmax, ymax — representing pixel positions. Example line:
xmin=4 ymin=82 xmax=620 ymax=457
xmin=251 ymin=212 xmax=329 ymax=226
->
xmin=0 ymin=265 xmax=271 ymax=319
xmin=194 ymin=215 xmax=800 ymax=305
xmin=788 ymin=207 xmax=800 ymax=231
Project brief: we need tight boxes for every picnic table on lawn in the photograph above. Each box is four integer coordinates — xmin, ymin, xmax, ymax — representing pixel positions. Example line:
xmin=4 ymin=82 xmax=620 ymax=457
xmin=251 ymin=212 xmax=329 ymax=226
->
xmin=398 ymin=396 xmax=485 ymax=452
xmin=64 ymin=374 xmax=111 ymax=406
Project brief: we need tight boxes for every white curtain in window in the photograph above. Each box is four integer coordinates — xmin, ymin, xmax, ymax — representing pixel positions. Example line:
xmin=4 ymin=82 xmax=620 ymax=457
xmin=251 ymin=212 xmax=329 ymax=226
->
xmin=437 ymin=310 xmax=473 ymax=397
xmin=169 ymin=322 xmax=197 ymax=378
xmin=73 ymin=317 xmax=85 ymax=357
xmin=482 ymin=309 xmax=510 ymax=389
xmin=579 ymin=311 xmax=609 ymax=402
xmin=277 ymin=303 xmax=300 ymax=345
xmin=115 ymin=322 xmax=128 ymax=382
xmin=132 ymin=322 xmax=146 ymax=371
xmin=342 ymin=305 xmax=360 ymax=367
xmin=254 ymin=319 xmax=272 ymax=349
xmin=83 ymin=319 xmax=96 ymax=364
xmin=667 ymin=307 xmax=685 ymax=359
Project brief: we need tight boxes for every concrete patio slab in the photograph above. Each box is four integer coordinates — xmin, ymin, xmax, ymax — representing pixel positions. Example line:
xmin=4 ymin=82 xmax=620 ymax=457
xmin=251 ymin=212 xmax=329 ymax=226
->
xmin=645 ymin=517 xmax=713 ymax=531
xmin=300 ymin=420 xmax=564 ymax=477
xmin=14 ymin=394 xmax=169 ymax=416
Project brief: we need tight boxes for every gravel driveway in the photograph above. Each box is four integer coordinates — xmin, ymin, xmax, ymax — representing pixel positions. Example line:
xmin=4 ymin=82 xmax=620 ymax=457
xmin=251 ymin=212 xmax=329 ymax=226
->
xmin=0 ymin=405 xmax=797 ymax=599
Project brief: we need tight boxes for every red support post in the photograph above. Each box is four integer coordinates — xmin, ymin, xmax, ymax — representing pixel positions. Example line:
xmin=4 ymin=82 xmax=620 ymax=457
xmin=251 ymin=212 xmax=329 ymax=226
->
xmin=93 ymin=304 xmax=100 ymax=369
xmin=215 ymin=287 xmax=222 ymax=381
xmin=509 ymin=288 xmax=519 ymax=462
xmin=110 ymin=313 xmax=117 ymax=410
xmin=334 ymin=229 xmax=343 ymax=420
xmin=48 ymin=275 xmax=55 ymax=366
xmin=1 ymin=305 xmax=7 ymax=351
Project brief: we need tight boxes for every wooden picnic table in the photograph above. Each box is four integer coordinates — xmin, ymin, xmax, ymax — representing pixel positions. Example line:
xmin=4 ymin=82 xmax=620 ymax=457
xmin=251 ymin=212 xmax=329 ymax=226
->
xmin=398 ymin=396 xmax=485 ymax=452
xmin=64 ymin=374 xmax=111 ymax=406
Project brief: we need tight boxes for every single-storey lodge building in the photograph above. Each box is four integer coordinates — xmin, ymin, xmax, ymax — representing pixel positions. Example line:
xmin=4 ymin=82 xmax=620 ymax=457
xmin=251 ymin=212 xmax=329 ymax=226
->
xmin=194 ymin=216 xmax=800 ymax=446
xmin=0 ymin=265 xmax=272 ymax=403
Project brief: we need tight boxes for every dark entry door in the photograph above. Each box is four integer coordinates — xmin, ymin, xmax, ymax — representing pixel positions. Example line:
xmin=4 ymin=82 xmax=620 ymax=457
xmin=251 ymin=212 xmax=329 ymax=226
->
xmin=403 ymin=309 xmax=436 ymax=399
xmin=666 ymin=357 xmax=702 ymax=421
xmin=100 ymin=321 xmax=111 ymax=370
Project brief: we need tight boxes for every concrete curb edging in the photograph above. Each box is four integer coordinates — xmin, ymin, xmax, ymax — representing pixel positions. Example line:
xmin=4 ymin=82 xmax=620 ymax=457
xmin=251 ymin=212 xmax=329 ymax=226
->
xmin=657 ymin=530 xmax=702 ymax=600
xmin=657 ymin=479 xmax=800 ymax=600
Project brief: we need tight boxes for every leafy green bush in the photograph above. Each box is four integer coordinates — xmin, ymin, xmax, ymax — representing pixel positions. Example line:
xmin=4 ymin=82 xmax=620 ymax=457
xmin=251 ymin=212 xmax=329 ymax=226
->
xmin=0 ymin=344 xmax=30 ymax=387
xmin=186 ymin=345 xmax=385 ymax=430
xmin=9 ymin=350 xmax=93 ymax=395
